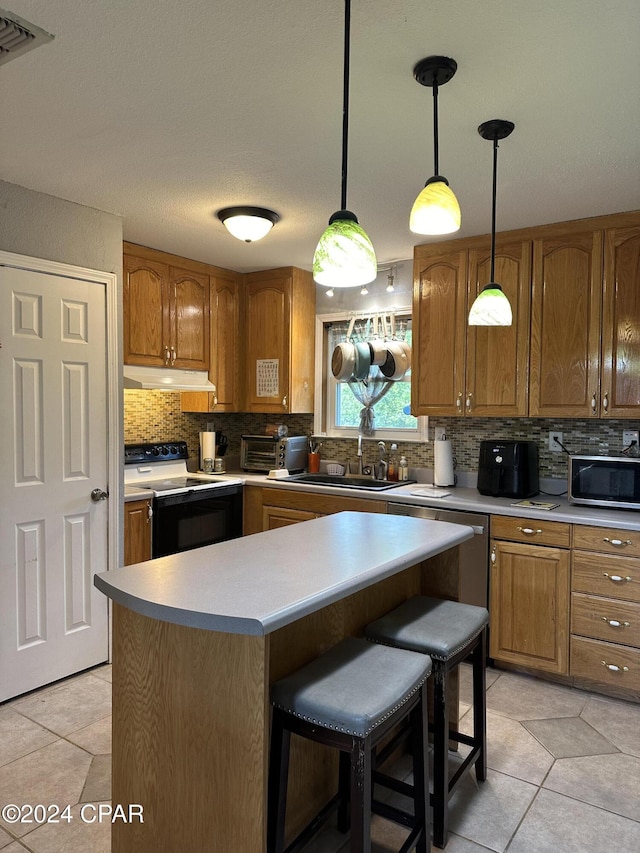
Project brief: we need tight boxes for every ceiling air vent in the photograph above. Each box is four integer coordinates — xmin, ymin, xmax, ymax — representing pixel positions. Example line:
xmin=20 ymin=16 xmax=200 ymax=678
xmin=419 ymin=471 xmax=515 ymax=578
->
xmin=0 ymin=8 xmax=54 ymax=66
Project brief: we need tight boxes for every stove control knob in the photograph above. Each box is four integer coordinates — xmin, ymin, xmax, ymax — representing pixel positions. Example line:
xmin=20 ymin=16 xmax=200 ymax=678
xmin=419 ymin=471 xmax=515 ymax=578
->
xmin=152 ymin=447 xmax=161 ymax=456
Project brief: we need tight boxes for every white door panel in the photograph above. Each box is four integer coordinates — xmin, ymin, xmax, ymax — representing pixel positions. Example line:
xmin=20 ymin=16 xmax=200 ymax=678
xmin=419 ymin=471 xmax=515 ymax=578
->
xmin=1 ymin=265 xmax=109 ymax=701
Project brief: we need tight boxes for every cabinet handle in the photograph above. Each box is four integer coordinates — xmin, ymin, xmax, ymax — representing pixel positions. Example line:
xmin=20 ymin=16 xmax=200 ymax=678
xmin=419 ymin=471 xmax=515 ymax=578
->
xmin=147 ymin=501 xmax=153 ymax=523
xmin=170 ymin=346 xmax=176 ymax=364
xmin=602 ymin=391 xmax=609 ymax=412
xmin=466 ymin=392 xmax=472 ymax=412
xmin=210 ymin=385 xmax=218 ymax=409
xmin=601 ymin=660 xmax=629 ymax=673
xmin=456 ymin=392 xmax=463 ymax=412
xmin=517 ymin=526 xmax=543 ymax=536
xmin=490 ymin=546 xmax=496 ymax=564
xmin=164 ymin=347 xmax=170 ymax=364
xmin=601 ymin=618 xmax=631 ymax=628
xmin=603 ymin=573 xmax=632 ymax=583
xmin=603 ymin=537 xmax=632 ymax=547
xmin=591 ymin=392 xmax=597 ymax=415
xmin=282 ymin=395 xmax=287 ymax=409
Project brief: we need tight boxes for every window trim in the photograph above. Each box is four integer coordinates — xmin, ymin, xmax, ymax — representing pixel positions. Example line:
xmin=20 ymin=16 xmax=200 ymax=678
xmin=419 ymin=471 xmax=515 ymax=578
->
xmin=313 ymin=309 xmax=429 ymax=441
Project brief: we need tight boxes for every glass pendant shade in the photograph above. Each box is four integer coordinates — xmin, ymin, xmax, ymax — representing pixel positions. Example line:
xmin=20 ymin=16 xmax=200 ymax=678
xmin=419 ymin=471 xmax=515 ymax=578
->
xmin=410 ymin=178 xmax=461 ymax=236
xmin=312 ymin=212 xmax=377 ymax=287
xmin=217 ymin=206 xmax=279 ymax=242
xmin=468 ymin=284 xmax=513 ymax=326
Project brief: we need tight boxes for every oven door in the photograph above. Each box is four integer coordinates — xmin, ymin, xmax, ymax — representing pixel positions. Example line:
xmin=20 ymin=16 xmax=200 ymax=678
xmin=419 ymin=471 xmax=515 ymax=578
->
xmin=152 ymin=485 xmax=243 ymax=558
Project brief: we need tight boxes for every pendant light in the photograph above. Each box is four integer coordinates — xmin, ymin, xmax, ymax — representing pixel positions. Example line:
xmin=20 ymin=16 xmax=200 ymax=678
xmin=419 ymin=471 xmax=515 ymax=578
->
xmin=217 ymin=206 xmax=280 ymax=242
xmin=410 ymin=56 xmax=461 ymax=236
xmin=312 ymin=0 xmax=376 ymax=288
xmin=468 ymin=119 xmax=515 ymax=326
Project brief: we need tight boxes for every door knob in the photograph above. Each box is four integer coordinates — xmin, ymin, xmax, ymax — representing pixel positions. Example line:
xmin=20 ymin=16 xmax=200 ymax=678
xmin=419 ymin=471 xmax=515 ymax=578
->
xmin=91 ymin=488 xmax=109 ymax=502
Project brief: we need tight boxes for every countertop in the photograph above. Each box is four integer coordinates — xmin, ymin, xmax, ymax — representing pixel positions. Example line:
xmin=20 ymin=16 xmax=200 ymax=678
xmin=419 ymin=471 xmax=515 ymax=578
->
xmin=239 ymin=473 xmax=640 ymax=531
xmin=95 ymin=512 xmax=473 ymax=634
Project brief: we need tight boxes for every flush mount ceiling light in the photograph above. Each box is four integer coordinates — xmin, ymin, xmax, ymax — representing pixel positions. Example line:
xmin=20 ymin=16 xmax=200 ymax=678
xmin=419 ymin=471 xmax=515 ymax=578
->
xmin=410 ymin=56 xmax=461 ymax=236
xmin=216 ymin=206 xmax=280 ymax=242
xmin=468 ymin=119 xmax=515 ymax=326
xmin=312 ymin=0 xmax=377 ymax=288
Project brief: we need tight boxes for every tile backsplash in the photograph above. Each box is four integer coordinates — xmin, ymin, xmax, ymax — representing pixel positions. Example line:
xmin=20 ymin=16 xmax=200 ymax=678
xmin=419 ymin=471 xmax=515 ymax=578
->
xmin=124 ymin=391 xmax=638 ymax=479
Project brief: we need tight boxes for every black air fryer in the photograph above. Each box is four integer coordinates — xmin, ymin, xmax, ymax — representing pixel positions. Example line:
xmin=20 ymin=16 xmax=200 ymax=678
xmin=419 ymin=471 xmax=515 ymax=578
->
xmin=477 ymin=440 xmax=539 ymax=498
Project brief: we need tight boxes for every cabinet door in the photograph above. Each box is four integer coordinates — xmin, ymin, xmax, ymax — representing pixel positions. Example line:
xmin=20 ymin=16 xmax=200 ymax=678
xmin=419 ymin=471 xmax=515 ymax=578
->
xmin=262 ymin=505 xmax=318 ymax=530
xmin=124 ymin=500 xmax=152 ymax=565
xmin=168 ymin=267 xmax=210 ymax=370
xmin=466 ymin=240 xmax=531 ymax=416
xmin=412 ymin=249 xmax=467 ymax=416
xmin=244 ymin=273 xmax=290 ymax=413
xmin=490 ymin=539 xmax=570 ymax=674
xmin=210 ymin=272 xmax=240 ymax=410
xmin=529 ymin=231 xmax=603 ymax=417
xmin=601 ymin=225 xmax=640 ymax=418
xmin=123 ymin=255 xmax=169 ymax=366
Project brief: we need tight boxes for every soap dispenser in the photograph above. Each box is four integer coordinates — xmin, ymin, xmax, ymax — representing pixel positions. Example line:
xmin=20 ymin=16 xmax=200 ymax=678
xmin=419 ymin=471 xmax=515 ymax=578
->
xmin=388 ymin=444 xmax=399 ymax=481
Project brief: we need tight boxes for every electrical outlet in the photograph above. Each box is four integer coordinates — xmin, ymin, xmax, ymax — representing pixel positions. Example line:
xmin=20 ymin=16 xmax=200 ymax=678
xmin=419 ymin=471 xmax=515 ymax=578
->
xmin=548 ymin=431 xmax=563 ymax=452
xmin=623 ymin=429 xmax=639 ymax=448
xmin=434 ymin=427 xmax=446 ymax=442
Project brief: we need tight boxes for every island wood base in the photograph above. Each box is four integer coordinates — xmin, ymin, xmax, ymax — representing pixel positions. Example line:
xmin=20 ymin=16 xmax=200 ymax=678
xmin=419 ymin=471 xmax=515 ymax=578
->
xmin=111 ymin=549 xmax=461 ymax=852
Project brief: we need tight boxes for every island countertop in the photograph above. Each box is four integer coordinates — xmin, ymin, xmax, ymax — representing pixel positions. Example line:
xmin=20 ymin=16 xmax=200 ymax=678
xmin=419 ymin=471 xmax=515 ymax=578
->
xmin=95 ymin=511 xmax=473 ymax=636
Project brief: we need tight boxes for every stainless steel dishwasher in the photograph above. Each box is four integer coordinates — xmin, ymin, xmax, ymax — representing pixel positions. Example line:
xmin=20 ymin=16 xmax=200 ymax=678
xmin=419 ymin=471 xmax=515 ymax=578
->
xmin=387 ymin=503 xmax=489 ymax=608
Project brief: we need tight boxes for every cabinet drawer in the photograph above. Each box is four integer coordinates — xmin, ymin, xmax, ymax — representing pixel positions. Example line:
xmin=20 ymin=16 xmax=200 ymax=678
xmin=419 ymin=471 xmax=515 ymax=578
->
xmin=572 ymin=550 xmax=640 ymax=603
xmin=570 ymin=635 xmax=640 ymax=692
xmin=572 ymin=525 xmax=640 ymax=557
xmin=571 ymin=593 xmax=640 ymax=647
xmin=490 ymin=515 xmax=570 ymax=547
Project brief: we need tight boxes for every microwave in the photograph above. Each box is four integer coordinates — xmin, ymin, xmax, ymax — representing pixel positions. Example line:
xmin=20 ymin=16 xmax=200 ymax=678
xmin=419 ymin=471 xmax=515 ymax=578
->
xmin=240 ymin=434 xmax=308 ymax=473
xmin=568 ymin=454 xmax=640 ymax=510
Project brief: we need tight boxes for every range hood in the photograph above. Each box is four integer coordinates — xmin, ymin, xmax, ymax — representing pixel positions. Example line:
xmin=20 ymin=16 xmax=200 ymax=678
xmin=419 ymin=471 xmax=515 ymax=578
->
xmin=123 ymin=366 xmax=215 ymax=392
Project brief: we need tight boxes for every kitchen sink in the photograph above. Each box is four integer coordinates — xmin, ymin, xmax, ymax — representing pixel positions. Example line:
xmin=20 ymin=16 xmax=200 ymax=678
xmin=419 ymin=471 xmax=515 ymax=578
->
xmin=283 ymin=473 xmax=415 ymax=491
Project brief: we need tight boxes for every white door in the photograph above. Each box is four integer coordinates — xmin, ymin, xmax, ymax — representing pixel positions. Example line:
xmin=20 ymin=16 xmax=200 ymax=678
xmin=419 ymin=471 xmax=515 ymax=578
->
xmin=0 ymin=264 xmax=110 ymax=701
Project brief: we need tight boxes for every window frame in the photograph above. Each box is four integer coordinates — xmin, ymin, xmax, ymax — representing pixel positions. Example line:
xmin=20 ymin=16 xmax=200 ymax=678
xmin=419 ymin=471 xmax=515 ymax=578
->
xmin=313 ymin=309 xmax=429 ymax=441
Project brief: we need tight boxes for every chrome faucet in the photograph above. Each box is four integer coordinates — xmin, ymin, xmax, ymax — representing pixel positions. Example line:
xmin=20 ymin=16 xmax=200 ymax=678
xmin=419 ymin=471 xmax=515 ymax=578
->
xmin=374 ymin=441 xmax=388 ymax=480
xmin=356 ymin=433 xmax=364 ymax=475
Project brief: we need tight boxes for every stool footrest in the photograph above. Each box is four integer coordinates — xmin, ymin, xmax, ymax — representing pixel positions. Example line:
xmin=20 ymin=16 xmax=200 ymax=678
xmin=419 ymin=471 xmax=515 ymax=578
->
xmin=372 ymin=798 xmax=415 ymax=829
xmin=373 ymin=770 xmax=415 ymax=800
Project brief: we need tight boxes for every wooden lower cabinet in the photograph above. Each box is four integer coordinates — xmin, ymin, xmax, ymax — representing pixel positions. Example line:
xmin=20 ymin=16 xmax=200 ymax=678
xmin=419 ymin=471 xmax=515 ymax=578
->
xmin=570 ymin=525 xmax=640 ymax=697
xmin=124 ymin=499 xmax=152 ymax=566
xmin=243 ymin=486 xmax=387 ymax=536
xmin=489 ymin=537 xmax=570 ymax=674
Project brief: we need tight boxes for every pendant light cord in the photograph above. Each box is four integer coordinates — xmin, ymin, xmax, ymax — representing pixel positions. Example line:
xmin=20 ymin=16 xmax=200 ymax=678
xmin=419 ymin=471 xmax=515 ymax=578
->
xmin=432 ymin=82 xmax=439 ymax=176
xmin=490 ymin=136 xmax=499 ymax=282
xmin=339 ymin=0 xmax=351 ymax=211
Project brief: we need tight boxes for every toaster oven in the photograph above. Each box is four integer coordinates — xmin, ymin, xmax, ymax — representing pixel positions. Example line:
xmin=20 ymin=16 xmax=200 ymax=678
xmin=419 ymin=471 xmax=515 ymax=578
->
xmin=240 ymin=434 xmax=308 ymax=473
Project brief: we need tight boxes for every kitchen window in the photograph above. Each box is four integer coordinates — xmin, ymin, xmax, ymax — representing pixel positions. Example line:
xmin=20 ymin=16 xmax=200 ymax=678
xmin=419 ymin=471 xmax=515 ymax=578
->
xmin=313 ymin=310 xmax=428 ymax=440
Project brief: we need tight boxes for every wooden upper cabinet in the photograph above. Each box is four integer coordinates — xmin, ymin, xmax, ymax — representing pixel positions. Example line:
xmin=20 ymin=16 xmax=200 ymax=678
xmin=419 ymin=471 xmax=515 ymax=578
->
xmin=412 ymin=247 xmax=467 ymax=416
xmin=529 ymin=230 xmax=603 ymax=417
xmin=123 ymin=245 xmax=210 ymax=370
xmin=209 ymin=271 xmax=240 ymax=411
xmin=123 ymin=254 xmax=168 ymax=366
xmin=243 ymin=267 xmax=315 ymax=414
xmin=412 ymin=238 xmax=531 ymax=417
xmin=466 ymin=240 xmax=531 ymax=417
xmin=601 ymin=224 xmax=640 ymax=418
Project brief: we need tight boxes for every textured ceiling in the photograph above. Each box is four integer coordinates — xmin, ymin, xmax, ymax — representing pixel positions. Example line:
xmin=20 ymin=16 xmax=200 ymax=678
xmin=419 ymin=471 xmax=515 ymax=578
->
xmin=1 ymin=0 xmax=639 ymax=273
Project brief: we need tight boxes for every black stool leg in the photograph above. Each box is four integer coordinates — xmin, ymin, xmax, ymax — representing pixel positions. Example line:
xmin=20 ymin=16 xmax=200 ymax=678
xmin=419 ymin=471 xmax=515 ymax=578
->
xmin=337 ymin=749 xmax=351 ymax=832
xmin=472 ymin=629 xmax=487 ymax=782
xmin=267 ymin=708 xmax=291 ymax=853
xmin=411 ymin=684 xmax=429 ymax=853
xmin=432 ymin=662 xmax=449 ymax=849
xmin=350 ymin=735 xmax=372 ymax=853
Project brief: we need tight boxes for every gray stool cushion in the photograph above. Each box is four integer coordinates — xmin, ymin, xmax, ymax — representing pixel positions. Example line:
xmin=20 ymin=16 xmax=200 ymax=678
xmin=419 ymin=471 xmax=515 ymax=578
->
xmin=271 ymin=637 xmax=432 ymax=738
xmin=365 ymin=596 xmax=489 ymax=662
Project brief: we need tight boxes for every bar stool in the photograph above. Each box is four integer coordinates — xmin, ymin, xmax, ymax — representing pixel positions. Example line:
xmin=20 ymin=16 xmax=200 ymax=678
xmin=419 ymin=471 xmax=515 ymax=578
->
xmin=267 ymin=636 xmax=432 ymax=853
xmin=365 ymin=597 xmax=489 ymax=848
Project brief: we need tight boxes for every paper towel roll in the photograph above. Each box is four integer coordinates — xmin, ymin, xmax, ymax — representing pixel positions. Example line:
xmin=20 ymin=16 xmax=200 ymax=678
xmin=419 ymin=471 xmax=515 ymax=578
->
xmin=199 ymin=431 xmax=216 ymax=468
xmin=434 ymin=439 xmax=455 ymax=486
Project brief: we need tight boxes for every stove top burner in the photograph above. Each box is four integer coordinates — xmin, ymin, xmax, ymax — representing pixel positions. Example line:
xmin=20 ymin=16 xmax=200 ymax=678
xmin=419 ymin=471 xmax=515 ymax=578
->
xmin=136 ymin=477 xmax=224 ymax=492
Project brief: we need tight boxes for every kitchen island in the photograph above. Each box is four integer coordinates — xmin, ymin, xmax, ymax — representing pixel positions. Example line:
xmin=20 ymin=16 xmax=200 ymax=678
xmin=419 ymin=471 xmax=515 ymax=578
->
xmin=95 ymin=511 xmax=473 ymax=853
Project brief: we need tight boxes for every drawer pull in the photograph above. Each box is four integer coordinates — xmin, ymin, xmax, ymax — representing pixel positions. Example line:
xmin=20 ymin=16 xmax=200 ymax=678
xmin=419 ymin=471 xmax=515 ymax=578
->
xmin=601 ymin=618 xmax=631 ymax=628
xmin=603 ymin=573 xmax=632 ymax=583
xmin=603 ymin=537 xmax=633 ymax=547
xmin=517 ymin=526 xmax=542 ymax=536
xmin=601 ymin=660 xmax=629 ymax=673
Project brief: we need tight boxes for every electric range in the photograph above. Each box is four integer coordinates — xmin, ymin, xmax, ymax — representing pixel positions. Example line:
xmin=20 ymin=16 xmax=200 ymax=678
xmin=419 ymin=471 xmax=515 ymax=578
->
xmin=125 ymin=441 xmax=244 ymax=557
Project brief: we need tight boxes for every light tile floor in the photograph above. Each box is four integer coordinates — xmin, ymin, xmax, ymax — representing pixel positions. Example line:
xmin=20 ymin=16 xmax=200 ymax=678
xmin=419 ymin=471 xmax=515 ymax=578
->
xmin=0 ymin=663 xmax=639 ymax=852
